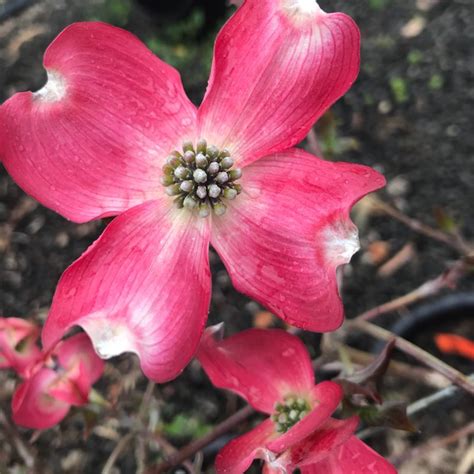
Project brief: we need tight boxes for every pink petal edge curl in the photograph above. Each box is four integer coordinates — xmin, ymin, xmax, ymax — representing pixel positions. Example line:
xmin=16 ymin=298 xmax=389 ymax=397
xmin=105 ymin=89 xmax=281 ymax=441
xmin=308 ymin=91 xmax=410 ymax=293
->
xmin=42 ymin=200 xmax=211 ymax=383
xmin=275 ymin=417 xmax=360 ymax=471
xmin=300 ymin=436 xmax=398 ymax=474
xmin=0 ymin=22 xmax=196 ymax=223
xmin=211 ymin=149 xmax=385 ymax=332
xmin=199 ymin=0 xmax=361 ymax=167
xmin=216 ymin=418 xmax=277 ymax=474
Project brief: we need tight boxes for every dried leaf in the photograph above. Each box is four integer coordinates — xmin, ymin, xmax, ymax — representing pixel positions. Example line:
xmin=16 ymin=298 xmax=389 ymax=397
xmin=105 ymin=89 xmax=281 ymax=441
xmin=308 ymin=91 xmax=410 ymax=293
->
xmin=335 ymin=340 xmax=395 ymax=405
xmin=377 ymin=242 xmax=415 ymax=277
xmin=350 ymin=339 xmax=394 ymax=387
xmin=253 ymin=311 xmax=275 ymax=329
xmin=366 ymin=241 xmax=391 ymax=266
xmin=336 ymin=379 xmax=381 ymax=404
xmin=400 ymin=16 xmax=427 ymax=38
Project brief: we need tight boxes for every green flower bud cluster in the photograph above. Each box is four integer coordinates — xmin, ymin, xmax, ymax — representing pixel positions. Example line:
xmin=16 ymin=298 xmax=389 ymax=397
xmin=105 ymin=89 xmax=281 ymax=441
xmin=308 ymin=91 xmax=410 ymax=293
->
xmin=271 ymin=396 xmax=310 ymax=433
xmin=161 ymin=139 xmax=242 ymax=217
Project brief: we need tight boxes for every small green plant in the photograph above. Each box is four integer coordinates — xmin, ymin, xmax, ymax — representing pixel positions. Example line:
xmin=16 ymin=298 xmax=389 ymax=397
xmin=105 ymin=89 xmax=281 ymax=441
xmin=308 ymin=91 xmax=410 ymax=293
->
xmin=390 ymin=76 xmax=409 ymax=104
xmin=407 ymin=49 xmax=423 ymax=65
xmin=428 ymin=74 xmax=444 ymax=91
xmin=162 ymin=414 xmax=211 ymax=440
xmin=369 ymin=0 xmax=391 ymax=11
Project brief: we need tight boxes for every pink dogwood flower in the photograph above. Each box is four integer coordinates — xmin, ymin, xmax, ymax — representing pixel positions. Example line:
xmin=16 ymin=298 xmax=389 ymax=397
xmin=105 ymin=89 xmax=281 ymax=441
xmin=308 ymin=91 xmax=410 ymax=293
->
xmin=0 ymin=317 xmax=41 ymax=377
xmin=197 ymin=327 xmax=396 ymax=473
xmin=0 ymin=0 xmax=384 ymax=382
xmin=266 ymin=434 xmax=397 ymax=474
xmin=12 ymin=332 xmax=104 ymax=429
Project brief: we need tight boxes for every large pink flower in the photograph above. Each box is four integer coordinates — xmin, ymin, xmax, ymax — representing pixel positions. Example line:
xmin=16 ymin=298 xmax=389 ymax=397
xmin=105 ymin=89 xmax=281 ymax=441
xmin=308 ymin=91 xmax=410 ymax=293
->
xmin=12 ymin=332 xmax=104 ymax=429
xmin=0 ymin=1 xmax=384 ymax=382
xmin=0 ymin=317 xmax=41 ymax=377
xmin=197 ymin=327 xmax=396 ymax=474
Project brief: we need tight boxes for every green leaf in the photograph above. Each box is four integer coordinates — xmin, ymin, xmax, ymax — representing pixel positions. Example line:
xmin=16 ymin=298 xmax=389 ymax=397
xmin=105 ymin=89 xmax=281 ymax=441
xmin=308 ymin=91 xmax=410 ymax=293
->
xmin=355 ymin=401 xmax=417 ymax=433
xmin=162 ymin=414 xmax=211 ymax=440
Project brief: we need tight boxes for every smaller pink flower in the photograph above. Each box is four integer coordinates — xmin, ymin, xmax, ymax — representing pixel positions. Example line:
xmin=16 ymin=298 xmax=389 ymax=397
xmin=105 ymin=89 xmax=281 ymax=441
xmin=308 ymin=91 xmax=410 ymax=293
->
xmin=0 ymin=317 xmax=41 ymax=377
xmin=12 ymin=332 xmax=104 ymax=429
xmin=264 ymin=427 xmax=397 ymax=473
xmin=197 ymin=327 xmax=396 ymax=474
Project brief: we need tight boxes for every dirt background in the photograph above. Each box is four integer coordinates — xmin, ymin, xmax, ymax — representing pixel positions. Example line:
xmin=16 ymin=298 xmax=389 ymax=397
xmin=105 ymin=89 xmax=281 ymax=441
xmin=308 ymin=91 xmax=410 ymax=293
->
xmin=0 ymin=0 xmax=473 ymax=473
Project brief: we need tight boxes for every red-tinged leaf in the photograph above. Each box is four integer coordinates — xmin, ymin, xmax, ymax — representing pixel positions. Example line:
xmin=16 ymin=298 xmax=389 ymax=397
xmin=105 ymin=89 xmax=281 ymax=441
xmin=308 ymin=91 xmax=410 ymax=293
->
xmin=354 ymin=401 xmax=417 ymax=433
xmin=335 ymin=340 xmax=395 ymax=404
xmin=336 ymin=380 xmax=381 ymax=405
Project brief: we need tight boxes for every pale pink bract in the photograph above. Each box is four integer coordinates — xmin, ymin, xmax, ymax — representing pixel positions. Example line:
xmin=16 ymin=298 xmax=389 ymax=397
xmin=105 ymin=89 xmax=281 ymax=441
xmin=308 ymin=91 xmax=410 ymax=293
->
xmin=12 ymin=332 xmax=104 ymax=429
xmin=197 ymin=327 xmax=396 ymax=474
xmin=0 ymin=0 xmax=385 ymax=382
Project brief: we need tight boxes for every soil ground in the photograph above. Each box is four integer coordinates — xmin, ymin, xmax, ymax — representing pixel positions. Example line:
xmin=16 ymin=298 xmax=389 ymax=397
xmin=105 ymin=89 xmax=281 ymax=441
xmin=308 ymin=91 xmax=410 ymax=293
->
xmin=0 ymin=0 xmax=473 ymax=473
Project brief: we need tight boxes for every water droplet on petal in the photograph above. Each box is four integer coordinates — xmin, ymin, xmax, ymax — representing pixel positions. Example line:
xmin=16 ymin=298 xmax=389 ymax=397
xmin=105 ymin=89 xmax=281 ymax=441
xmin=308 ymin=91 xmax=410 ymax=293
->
xmin=282 ymin=348 xmax=295 ymax=357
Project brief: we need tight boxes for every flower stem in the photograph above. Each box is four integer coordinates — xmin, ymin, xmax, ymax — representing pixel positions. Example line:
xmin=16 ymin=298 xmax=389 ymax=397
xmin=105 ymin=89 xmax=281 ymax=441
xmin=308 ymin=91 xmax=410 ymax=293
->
xmin=0 ymin=406 xmax=36 ymax=468
xmin=149 ymin=405 xmax=255 ymax=473
xmin=370 ymin=197 xmax=472 ymax=255
xmin=349 ymin=320 xmax=474 ymax=395
xmin=353 ymin=258 xmax=469 ymax=322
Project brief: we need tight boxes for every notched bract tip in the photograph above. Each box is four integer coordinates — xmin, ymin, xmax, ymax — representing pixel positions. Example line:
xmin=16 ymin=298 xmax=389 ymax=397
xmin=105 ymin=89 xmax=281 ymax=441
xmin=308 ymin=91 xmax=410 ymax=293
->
xmin=281 ymin=0 xmax=324 ymax=19
xmin=323 ymin=218 xmax=360 ymax=267
xmin=81 ymin=315 xmax=137 ymax=360
xmin=33 ymin=70 xmax=67 ymax=102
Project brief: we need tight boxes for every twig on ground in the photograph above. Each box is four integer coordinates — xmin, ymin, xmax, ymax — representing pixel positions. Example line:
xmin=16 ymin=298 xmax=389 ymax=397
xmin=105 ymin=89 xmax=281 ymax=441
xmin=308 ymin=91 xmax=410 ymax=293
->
xmin=103 ymin=381 xmax=157 ymax=474
xmin=101 ymin=432 xmax=134 ymax=474
xmin=457 ymin=441 xmax=474 ymax=474
xmin=353 ymin=258 xmax=469 ymax=322
xmin=358 ymin=374 xmax=474 ymax=440
xmin=407 ymin=373 xmax=474 ymax=416
xmin=0 ymin=406 xmax=36 ymax=469
xmin=149 ymin=405 xmax=255 ymax=473
xmin=349 ymin=320 xmax=474 ymax=395
xmin=390 ymin=421 xmax=474 ymax=466
xmin=377 ymin=242 xmax=415 ymax=277
xmin=370 ymin=198 xmax=472 ymax=255
xmin=324 ymin=345 xmax=450 ymax=389
xmin=149 ymin=434 xmax=195 ymax=473
xmin=138 ymin=380 xmax=156 ymax=420
xmin=135 ymin=436 xmax=147 ymax=474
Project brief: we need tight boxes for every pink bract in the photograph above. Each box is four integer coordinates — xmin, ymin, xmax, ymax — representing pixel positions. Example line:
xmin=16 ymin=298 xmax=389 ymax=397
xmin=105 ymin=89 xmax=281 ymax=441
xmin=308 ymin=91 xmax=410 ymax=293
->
xmin=197 ymin=327 xmax=396 ymax=474
xmin=298 ymin=436 xmax=398 ymax=474
xmin=0 ymin=0 xmax=385 ymax=382
xmin=12 ymin=333 xmax=104 ymax=429
xmin=0 ymin=317 xmax=41 ymax=377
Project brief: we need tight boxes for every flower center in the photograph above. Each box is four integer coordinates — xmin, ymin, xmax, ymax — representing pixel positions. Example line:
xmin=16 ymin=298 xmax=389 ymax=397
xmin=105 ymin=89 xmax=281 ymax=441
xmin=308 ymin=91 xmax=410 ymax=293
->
xmin=271 ymin=396 xmax=310 ymax=433
xmin=161 ymin=139 xmax=242 ymax=217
